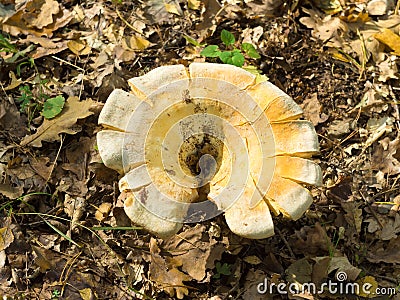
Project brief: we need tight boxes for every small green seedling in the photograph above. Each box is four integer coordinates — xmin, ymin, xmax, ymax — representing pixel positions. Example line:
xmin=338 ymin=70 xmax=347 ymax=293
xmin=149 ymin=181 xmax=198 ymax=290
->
xmin=51 ymin=289 xmax=61 ymax=299
xmin=0 ymin=33 xmax=35 ymax=75
xmin=16 ymin=79 xmax=65 ymax=121
xmin=16 ymin=85 xmax=34 ymax=113
xmin=213 ymin=261 xmax=232 ymax=279
xmin=200 ymin=29 xmax=261 ymax=67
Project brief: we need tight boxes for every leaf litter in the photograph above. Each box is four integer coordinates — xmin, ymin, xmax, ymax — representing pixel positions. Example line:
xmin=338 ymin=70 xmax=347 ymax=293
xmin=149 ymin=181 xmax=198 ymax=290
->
xmin=0 ymin=0 xmax=399 ymax=298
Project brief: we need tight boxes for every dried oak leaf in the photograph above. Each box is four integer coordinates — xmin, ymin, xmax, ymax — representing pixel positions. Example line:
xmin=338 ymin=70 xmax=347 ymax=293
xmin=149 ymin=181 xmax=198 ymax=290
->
xmin=163 ymin=224 xmax=225 ymax=281
xmin=289 ymin=222 xmax=333 ymax=256
xmin=25 ymin=0 xmax=60 ymax=29
xmin=144 ymin=0 xmax=182 ymax=24
xmin=371 ymin=137 xmax=400 ymax=175
xmin=341 ymin=201 xmax=363 ymax=235
xmin=245 ymin=0 xmax=283 ymax=17
xmin=20 ymin=97 xmax=99 ymax=147
xmin=0 ymin=99 xmax=28 ymax=138
xmin=380 ymin=214 xmax=400 ymax=240
xmin=300 ymin=8 xmax=347 ymax=47
xmin=374 ymin=28 xmax=400 ymax=56
xmin=300 ymin=93 xmax=328 ymax=126
xmin=1 ymin=0 xmax=72 ymax=37
xmin=149 ymin=238 xmax=191 ymax=299
xmin=367 ymin=236 xmax=400 ymax=263
xmin=0 ymin=217 xmax=14 ymax=251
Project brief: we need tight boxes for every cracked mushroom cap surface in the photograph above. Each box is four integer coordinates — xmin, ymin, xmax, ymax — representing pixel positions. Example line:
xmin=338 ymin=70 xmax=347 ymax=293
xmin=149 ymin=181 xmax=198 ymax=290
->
xmin=97 ymin=63 xmax=322 ymax=239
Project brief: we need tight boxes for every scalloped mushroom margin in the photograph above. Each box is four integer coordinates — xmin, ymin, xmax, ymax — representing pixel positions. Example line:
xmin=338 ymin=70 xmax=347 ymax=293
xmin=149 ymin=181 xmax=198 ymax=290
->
xmin=96 ymin=63 xmax=322 ymax=239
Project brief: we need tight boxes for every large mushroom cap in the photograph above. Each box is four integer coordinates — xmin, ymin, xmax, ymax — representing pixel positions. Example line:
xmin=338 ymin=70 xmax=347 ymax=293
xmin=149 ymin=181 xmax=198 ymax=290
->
xmin=97 ymin=63 xmax=322 ymax=239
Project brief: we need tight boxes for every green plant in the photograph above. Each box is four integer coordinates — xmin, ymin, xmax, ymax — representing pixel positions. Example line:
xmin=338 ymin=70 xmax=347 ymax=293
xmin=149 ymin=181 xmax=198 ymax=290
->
xmin=16 ymin=79 xmax=65 ymax=122
xmin=0 ymin=33 xmax=17 ymax=55
xmin=51 ymin=289 xmax=61 ymax=299
xmin=0 ymin=33 xmax=35 ymax=75
xmin=200 ymin=29 xmax=260 ymax=67
xmin=213 ymin=262 xmax=231 ymax=279
xmin=17 ymin=85 xmax=34 ymax=113
xmin=0 ymin=34 xmax=65 ymax=121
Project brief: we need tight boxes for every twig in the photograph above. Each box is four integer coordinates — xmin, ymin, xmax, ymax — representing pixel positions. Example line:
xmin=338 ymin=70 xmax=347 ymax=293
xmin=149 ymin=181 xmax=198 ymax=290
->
xmin=45 ymin=134 xmax=65 ymax=183
xmin=51 ymin=56 xmax=85 ymax=72
xmin=116 ymin=9 xmax=145 ymax=35
xmin=359 ymin=191 xmax=384 ymax=229
xmin=275 ymin=227 xmax=295 ymax=258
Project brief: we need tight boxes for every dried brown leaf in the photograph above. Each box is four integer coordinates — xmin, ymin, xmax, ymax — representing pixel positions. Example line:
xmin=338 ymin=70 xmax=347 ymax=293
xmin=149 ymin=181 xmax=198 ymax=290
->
xmin=0 ymin=183 xmax=23 ymax=199
xmin=20 ymin=96 xmax=98 ymax=147
xmin=290 ymin=223 xmax=333 ymax=256
xmin=300 ymin=9 xmax=347 ymax=47
xmin=144 ymin=0 xmax=182 ymax=24
xmin=163 ymin=224 xmax=225 ymax=281
xmin=380 ymin=214 xmax=400 ymax=240
xmin=63 ymin=194 xmax=85 ymax=227
xmin=29 ymin=0 xmax=60 ymax=29
xmin=367 ymin=236 xmax=400 ymax=263
xmin=32 ymin=245 xmax=52 ymax=272
xmin=1 ymin=0 xmax=72 ymax=37
xmin=149 ymin=238 xmax=191 ymax=299
xmin=29 ymin=156 xmax=52 ymax=180
xmin=121 ymin=35 xmax=152 ymax=51
xmin=195 ymin=0 xmax=222 ymax=33
xmin=188 ymin=0 xmax=201 ymax=10
xmin=286 ymin=258 xmax=312 ymax=286
xmin=374 ymin=28 xmax=400 ymax=56
xmin=341 ymin=201 xmax=363 ymax=234
xmin=79 ymin=288 xmax=95 ymax=300
xmin=0 ymin=99 xmax=28 ymax=138
xmin=95 ymin=203 xmax=112 ymax=222
xmin=67 ymin=39 xmax=91 ymax=56
xmin=243 ymin=269 xmax=271 ymax=300
xmin=300 ymin=93 xmax=328 ymax=126
xmin=4 ymin=71 xmax=22 ymax=91
xmin=371 ymin=137 xmax=400 ymax=175
xmin=245 ymin=0 xmax=283 ymax=17
xmin=327 ymin=256 xmax=361 ymax=281
xmin=0 ymin=218 xmax=14 ymax=251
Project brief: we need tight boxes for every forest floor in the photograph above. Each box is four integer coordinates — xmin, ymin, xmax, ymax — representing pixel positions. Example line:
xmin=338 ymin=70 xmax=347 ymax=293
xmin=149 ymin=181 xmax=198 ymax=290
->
xmin=0 ymin=0 xmax=400 ymax=299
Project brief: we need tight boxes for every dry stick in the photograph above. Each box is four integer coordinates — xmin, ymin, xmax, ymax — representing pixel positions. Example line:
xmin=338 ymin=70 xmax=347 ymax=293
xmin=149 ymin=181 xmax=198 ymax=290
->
xmin=392 ymin=175 xmax=400 ymax=190
xmin=59 ymin=250 xmax=82 ymax=297
xmin=116 ymin=9 xmax=145 ymax=35
xmin=356 ymin=29 xmax=367 ymax=80
xmin=275 ymin=227 xmax=295 ymax=258
xmin=359 ymin=191 xmax=384 ymax=229
xmin=51 ymin=56 xmax=85 ymax=72
xmin=45 ymin=134 xmax=65 ymax=184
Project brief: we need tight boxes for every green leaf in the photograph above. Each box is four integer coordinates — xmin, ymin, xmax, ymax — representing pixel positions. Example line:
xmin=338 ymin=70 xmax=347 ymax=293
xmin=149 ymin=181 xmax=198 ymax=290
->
xmin=232 ymin=52 xmax=244 ymax=67
xmin=241 ymin=43 xmax=261 ymax=59
xmin=200 ymin=45 xmax=220 ymax=57
xmin=213 ymin=262 xmax=231 ymax=279
xmin=42 ymin=95 xmax=65 ymax=119
xmin=184 ymin=35 xmax=204 ymax=47
xmin=218 ymin=50 xmax=244 ymax=67
xmin=218 ymin=51 xmax=234 ymax=64
xmin=221 ymin=29 xmax=235 ymax=46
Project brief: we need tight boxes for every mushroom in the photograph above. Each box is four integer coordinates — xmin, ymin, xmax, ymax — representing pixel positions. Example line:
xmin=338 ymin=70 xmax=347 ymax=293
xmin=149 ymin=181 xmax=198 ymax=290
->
xmin=97 ymin=63 xmax=322 ymax=239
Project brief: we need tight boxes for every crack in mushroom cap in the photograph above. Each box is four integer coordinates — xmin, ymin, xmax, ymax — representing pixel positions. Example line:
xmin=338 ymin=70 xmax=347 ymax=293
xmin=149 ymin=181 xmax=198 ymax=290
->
xmin=97 ymin=63 xmax=322 ymax=239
